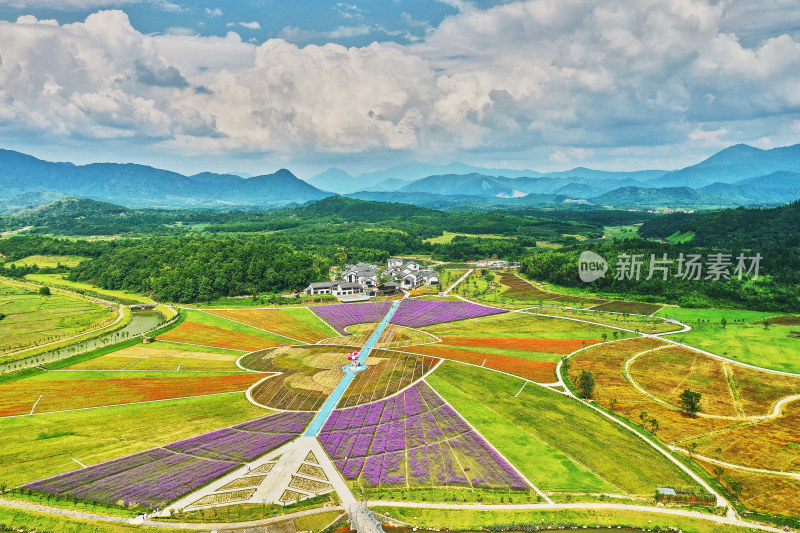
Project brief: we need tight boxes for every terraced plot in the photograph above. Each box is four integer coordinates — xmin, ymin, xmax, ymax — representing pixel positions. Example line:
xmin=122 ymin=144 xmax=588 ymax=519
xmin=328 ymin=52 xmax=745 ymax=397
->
xmin=205 ymin=307 xmax=337 ymax=343
xmin=496 ymin=272 xmax=604 ymax=307
xmin=0 ymin=371 xmax=270 ymax=416
xmin=319 ymin=381 xmax=528 ymax=490
xmin=66 ymin=341 xmax=245 ymax=371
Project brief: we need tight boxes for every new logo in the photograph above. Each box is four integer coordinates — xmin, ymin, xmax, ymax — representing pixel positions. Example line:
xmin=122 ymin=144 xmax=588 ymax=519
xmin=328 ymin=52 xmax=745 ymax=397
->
xmin=578 ymin=251 xmax=608 ymax=283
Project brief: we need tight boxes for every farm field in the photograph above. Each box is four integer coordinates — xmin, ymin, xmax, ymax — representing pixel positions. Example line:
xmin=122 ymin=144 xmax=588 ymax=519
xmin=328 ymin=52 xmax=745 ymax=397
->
xmin=320 ymin=323 xmax=438 ymax=349
xmin=0 ymin=278 xmax=117 ymax=357
xmin=693 ymin=458 xmax=800 ymax=516
xmin=423 ymin=312 xmax=614 ymax=340
xmin=682 ymin=399 xmax=800 ymax=472
xmin=397 ymin=343 xmax=557 ymax=382
xmin=656 ymin=319 xmax=800 ymax=373
xmin=5 ymin=255 xmax=87 ymax=268
xmin=240 ymin=344 xmax=438 ymax=410
xmin=428 ymin=362 xmax=700 ymax=495
xmin=24 ymin=273 xmax=155 ymax=304
xmin=0 ymin=370 xmax=270 ymax=416
xmin=0 ymin=393 xmax=271 ymax=486
xmin=204 ymin=306 xmax=338 ymax=343
xmin=65 ymin=340 xmax=246 ymax=371
xmin=589 ymin=300 xmax=663 ymax=315
xmin=376 ymin=507 xmax=769 ymax=533
xmin=494 ymin=271 xmax=606 ymax=307
xmin=570 ymin=337 xmax=739 ymax=442
xmin=23 ymin=411 xmax=311 ymax=508
xmin=629 ymin=346 xmax=800 ymax=418
xmin=157 ymin=309 xmax=296 ymax=350
xmin=319 ymin=381 xmax=528 ymax=492
xmin=525 ymin=307 xmax=682 ymax=334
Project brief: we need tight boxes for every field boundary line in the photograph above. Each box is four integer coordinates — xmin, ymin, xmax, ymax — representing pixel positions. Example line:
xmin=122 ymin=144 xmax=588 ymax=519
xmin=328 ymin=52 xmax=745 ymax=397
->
xmin=154 ymin=339 xmax=259 ymax=352
xmin=424 ymin=378 xmax=554 ymax=504
xmin=668 ymin=446 xmax=800 ymax=480
xmin=198 ymin=310 xmax=307 ymax=345
xmin=366 ymin=501 xmax=784 ymax=532
xmin=120 ymin=357 xmax=144 ymax=370
xmin=0 ymin=390 xmax=255 ymax=420
xmin=71 ymin=458 xmax=86 ymax=468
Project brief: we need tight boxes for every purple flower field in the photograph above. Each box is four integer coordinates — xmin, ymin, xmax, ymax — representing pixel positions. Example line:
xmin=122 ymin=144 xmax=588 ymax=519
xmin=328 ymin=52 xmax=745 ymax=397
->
xmin=319 ymin=382 xmax=527 ymax=490
xmin=312 ymin=302 xmax=391 ymax=334
xmin=312 ymin=300 xmax=505 ymax=334
xmin=23 ymin=411 xmax=312 ymax=508
xmin=391 ymin=300 xmax=506 ymax=328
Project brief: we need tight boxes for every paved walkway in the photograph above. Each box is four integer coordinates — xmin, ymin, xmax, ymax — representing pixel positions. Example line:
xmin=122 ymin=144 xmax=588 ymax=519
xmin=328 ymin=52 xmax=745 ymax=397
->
xmin=442 ymin=269 xmax=473 ymax=296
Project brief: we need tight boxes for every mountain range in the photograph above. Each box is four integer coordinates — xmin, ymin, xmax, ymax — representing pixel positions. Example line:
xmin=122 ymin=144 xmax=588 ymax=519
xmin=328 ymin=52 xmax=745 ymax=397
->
xmin=1 ymin=143 xmax=799 ymax=211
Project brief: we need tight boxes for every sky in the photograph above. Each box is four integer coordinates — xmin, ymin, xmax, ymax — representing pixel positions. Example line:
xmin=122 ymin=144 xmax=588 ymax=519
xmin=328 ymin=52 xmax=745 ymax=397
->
xmin=0 ymin=0 xmax=799 ymax=179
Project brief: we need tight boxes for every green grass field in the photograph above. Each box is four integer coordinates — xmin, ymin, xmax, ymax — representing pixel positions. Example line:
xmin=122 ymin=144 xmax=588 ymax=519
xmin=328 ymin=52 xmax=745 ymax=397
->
xmin=0 ymin=507 xmax=187 ymax=533
xmin=0 ymin=278 xmax=117 ymax=358
xmin=375 ymin=507 xmax=755 ymax=532
xmin=666 ymin=231 xmax=696 ymax=243
xmin=428 ymin=362 xmax=699 ymax=495
xmin=5 ymin=255 xmax=87 ymax=268
xmin=424 ymin=231 xmax=510 ymax=244
xmin=0 ymin=393 xmax=270 ymax=486
xmin=280 ymin=306 xmax=340 ymax=338
xmin=603 ymin=224 xmax=641 ymax=240
xmin=423 ymin=312 xmax=614 ymax=340
xmin=655 ymin=306 xmax=780 ymax=324
xmin=655 ymin=306 xmax=800 ymax=372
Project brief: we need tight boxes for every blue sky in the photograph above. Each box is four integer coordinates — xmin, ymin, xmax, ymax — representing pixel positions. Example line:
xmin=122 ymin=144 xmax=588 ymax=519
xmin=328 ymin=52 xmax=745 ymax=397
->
xmin=0 ymin=0 xmax=799 ymax=178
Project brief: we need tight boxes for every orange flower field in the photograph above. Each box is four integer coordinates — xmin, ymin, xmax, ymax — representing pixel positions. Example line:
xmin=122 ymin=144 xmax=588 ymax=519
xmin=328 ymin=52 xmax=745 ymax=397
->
xmin=0 ymin=372 xmax=273 ymax=417
xmin=158 ymin=320 xmax=282 ymax=351
xmin=398 ymin=344 xmax=557 ymax=383
xmin=441 ymin=336 xmax=600 ymax=353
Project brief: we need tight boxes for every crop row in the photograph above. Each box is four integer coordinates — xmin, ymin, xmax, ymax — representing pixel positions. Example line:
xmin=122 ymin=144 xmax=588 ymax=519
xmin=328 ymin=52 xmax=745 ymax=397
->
xmin=319 ymin=382 xmax=527 ymax=490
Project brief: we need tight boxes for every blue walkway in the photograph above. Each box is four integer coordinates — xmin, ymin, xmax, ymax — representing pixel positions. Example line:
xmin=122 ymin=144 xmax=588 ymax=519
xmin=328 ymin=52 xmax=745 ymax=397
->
xmin=304 ymin=300 xmax=401 ymax=437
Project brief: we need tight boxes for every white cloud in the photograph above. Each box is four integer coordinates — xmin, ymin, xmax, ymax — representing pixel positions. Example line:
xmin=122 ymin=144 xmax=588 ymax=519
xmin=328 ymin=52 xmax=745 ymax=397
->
xmin=204 ymin=8 xmax=223 ymax=17
xmin=238 ymin=21 xmax=261 ymax=30
xmin=1 ymin=2 xmax=799 ymax=163
xmin=689 ymin=127 xmax=728 ymax=144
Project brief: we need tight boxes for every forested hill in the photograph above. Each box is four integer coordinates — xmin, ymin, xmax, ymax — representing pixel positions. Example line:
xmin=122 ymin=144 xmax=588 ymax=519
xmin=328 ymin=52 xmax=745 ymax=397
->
xmin=640 ymin=201 xmax=800 ymax=249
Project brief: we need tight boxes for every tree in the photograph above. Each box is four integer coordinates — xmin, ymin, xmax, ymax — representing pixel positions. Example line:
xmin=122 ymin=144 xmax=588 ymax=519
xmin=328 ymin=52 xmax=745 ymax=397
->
xmin=639 ymin=411 xmax=649 ymax=425
xmin=712 ymin=465 xmax=725 ymax=482
xmin=38 ymin=286 xmax=51 ymax=296
xmin=724 ymin=476 xmax=743 ymax=498
xmin=609 ymin=398 xmax=618 ymax=413
xmin=678 ymin=389 xmax=703 ymax=418
xmin=720 ymin=317 xmax=727 ymax=329
xmin=648 ymin=418 xmax=659 ymax=434
xmin=577 ymin=370 xmax=595 ymax=399
xmin=763 ymin=319 xmax=770 ymax=331
xmin=601 ymin=333 xmax=608 ymax=342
